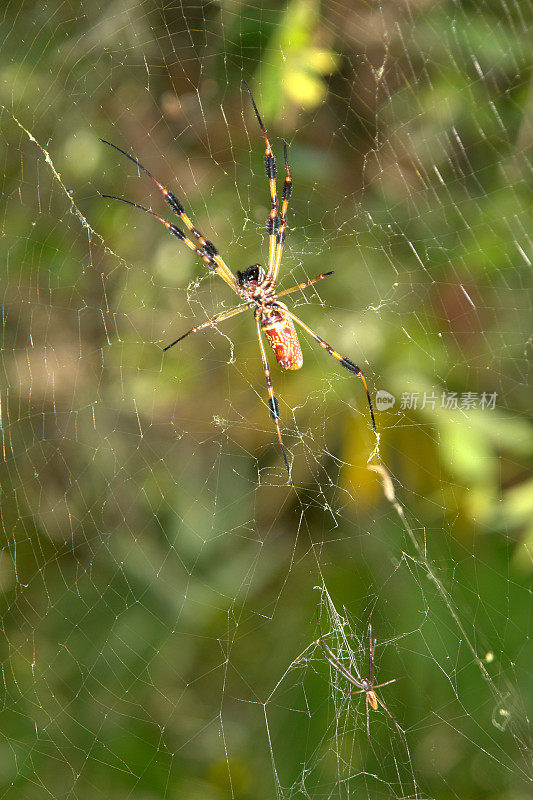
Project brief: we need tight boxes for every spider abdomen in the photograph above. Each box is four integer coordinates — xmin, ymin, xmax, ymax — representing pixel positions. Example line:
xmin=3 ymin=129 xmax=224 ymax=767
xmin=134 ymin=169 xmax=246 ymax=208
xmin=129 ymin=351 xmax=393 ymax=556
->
xmin=261 ymin=312 xmax=303 ymax=371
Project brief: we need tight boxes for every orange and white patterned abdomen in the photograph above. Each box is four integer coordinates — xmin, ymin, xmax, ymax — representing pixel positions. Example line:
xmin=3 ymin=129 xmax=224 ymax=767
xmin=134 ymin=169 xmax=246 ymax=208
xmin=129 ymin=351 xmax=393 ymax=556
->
xmin=261 ymin=312 xmax=303 ymax=370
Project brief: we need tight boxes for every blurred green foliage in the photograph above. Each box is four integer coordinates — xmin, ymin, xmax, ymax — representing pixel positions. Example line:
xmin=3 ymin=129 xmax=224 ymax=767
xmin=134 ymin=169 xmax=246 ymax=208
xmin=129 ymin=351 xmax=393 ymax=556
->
xmin=0 ymin=0 xmax=531 ymax=798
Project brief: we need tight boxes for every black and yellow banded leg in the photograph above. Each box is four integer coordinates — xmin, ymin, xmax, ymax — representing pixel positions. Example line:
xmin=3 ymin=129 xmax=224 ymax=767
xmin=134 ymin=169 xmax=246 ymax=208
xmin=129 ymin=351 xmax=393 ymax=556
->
xmin=242 ymin=81 xmax=279 ymax=280
xmin=271 ymin=141 xmax=293 ymax=284
xmin=163 ymin=303 xmax=250 ymax=352
xmin=272 ymin=271 xmax=334 ymax=301
xmin=100 ymin=194 xmax=239 ymax=293
xmin=176 ymin=207 xmax=237 ymax=291
xmin=282 ymin=307 xmax=376 ymax=431
xmin=100 ymin=139 xmax=238 ymax=292
xmin=255 ymin=315 xmax=291 ymax=479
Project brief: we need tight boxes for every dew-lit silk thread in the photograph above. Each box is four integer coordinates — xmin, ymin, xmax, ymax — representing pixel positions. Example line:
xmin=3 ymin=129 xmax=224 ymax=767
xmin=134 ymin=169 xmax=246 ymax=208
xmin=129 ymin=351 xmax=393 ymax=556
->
xmin=261 ymin=313 xmax=303 ymax=370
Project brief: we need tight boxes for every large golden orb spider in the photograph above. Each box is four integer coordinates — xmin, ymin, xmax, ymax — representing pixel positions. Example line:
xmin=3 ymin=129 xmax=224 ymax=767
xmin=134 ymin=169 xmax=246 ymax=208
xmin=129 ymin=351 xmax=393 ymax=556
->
xmin=101 ymin=81 xmax=375 ymax=477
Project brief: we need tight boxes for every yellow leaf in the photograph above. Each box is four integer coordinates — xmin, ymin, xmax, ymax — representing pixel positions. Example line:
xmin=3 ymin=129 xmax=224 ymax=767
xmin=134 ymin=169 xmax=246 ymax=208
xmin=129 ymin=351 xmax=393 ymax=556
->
xmin=306 ymin=47 xmax=340 ymax=75
xmin=285 ymin=69 xmax=327 ymax=108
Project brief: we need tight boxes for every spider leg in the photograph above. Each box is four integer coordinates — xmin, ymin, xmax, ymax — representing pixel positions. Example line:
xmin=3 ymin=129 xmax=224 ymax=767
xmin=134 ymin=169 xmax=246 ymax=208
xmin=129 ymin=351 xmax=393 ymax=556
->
xmin=321 ymin=647 xmax=364 ymax=689
xmin=369 ymin=623 xmax=375 ymax=683
xmin=375 ymin=695 xmax=408 ymax=749
xmin=255 ymin=314 xmax=291 ymax=480
xmin=242 ymin=81 xmax=279 ymax=281
xmin=370 ymin=678 xmax=397 ymax=690
xmin=270 ymin=141 xmax=293 ymax=284
xmin=163 ymin=303 xmax=250 ymax=352
xmin=317 ymin=615 xmax=364 ymax=688
xmin=281 ymin=307 xmax=376 ymax=431
xmin=101 ymin=195 xmax=239 ymax=295
xmin=366 ymin=696 xmax=378 ymax=758
xmin=272 ymin=271 xmax=334 ymax=301
xmin=100 ymin=139 xmax=238 ymax=291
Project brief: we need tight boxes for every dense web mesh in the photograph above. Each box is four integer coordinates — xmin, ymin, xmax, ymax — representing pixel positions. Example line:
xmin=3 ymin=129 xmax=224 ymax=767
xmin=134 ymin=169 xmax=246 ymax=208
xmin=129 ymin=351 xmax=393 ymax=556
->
xmin=0 ymin=1 xmax=531 ymax=798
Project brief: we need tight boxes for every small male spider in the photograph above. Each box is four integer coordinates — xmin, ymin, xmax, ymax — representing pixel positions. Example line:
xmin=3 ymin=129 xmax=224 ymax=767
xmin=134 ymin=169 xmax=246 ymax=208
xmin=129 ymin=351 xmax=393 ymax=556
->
xmin=101 ymin=81 xmax=375 ymax=477
xmin=318 ymin=617 xmax=406 ymax=752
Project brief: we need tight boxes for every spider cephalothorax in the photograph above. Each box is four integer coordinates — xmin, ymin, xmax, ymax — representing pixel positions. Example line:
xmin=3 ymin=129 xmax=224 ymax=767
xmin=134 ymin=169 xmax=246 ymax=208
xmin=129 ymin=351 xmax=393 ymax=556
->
xmin=101 ymin=80 xmax=375 ymax=479
xmin=237 ymin=263 xmax=265 ymax=289
xmin=236 ymin=263 xmax=275 ymax=304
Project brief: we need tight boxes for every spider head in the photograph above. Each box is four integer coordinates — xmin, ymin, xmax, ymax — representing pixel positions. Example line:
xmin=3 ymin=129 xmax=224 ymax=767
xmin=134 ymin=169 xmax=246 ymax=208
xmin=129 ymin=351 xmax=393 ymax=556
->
xmin=237 ymin=264 xmax=265 ymax=289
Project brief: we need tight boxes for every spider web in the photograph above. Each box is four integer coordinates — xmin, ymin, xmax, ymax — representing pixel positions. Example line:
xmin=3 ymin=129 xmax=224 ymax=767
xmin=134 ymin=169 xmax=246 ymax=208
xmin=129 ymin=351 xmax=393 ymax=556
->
xmin=0 ymin=1 xmax=531 ymax=798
